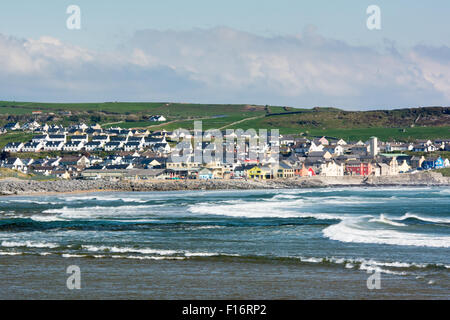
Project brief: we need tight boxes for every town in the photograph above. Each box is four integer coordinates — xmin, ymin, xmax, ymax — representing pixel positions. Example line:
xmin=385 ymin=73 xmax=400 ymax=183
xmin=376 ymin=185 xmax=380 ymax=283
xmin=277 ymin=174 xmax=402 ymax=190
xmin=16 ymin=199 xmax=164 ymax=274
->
xmin=1 ymin=118 xmax=449 ymax=181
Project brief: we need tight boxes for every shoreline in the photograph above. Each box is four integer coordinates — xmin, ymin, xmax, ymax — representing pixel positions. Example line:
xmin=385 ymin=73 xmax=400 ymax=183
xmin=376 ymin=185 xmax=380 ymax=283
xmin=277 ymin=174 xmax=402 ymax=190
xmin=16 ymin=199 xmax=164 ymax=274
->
xmin=0 ymin=171 xmax=449 ymax=196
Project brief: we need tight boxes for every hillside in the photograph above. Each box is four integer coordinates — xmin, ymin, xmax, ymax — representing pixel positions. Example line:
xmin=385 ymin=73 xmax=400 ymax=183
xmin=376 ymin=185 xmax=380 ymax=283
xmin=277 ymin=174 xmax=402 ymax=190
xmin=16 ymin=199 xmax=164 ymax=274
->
xmin=0 ymin=101 xmax=449 ymax=141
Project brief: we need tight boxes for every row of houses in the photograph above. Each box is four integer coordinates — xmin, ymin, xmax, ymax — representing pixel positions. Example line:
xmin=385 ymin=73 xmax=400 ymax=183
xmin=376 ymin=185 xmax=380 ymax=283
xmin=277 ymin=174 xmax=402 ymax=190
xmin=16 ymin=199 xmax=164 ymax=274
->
xmin=2 ymin=118 xmax=165 ymax=133
xmin=2 ymin=147 xmax=447 ymax=180
xmin=1 ymin=120 xmax=449 ymax=180
xmin=3 ymin=133 xmax=171 ymax=153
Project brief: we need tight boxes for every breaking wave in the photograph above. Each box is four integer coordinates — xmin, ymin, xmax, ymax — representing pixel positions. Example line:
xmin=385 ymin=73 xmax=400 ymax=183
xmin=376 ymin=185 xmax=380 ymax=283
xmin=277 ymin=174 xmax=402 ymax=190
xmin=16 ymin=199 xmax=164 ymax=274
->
xmin=323 ymin=218 xmax=450 ymax=248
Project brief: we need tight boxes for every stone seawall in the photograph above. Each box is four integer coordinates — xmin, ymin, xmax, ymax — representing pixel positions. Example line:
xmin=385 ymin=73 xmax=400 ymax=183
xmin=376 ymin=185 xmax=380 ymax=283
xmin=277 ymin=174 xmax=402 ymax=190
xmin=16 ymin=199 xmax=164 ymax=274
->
xmin=0 ymin=172 xmax=448 ymax=196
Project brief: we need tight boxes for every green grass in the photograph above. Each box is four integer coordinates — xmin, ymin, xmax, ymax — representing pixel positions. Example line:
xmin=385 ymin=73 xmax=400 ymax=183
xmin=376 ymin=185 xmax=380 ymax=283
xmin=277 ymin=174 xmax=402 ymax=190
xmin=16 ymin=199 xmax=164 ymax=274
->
xmin=108 ymin=121 xmax=159 ymax=129
xmin=0 ymin=101 xmax=267 ymax=117
xmin=0 ymin=106 xmax=32 ymax=115
xmin=228 ymin=119 xmax=450 ymax=140
xmin=0 ymin=132 xmax=34 ymax=149
xmin=0 ymin=101 xmax=448 ymax=141
xmin=436 ymin=168 xmax=450 ymax=177
xmin=304 ymin=126 xmax=450 ymax=141
xmin=0 ymin=168 xmax=32 ymax=179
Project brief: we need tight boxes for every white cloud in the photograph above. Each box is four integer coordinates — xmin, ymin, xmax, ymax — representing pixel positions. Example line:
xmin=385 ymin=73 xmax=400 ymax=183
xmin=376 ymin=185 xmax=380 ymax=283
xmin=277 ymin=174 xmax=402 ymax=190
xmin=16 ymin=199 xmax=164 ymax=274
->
xmin=0 ymin=27 xmax=449 ymax=109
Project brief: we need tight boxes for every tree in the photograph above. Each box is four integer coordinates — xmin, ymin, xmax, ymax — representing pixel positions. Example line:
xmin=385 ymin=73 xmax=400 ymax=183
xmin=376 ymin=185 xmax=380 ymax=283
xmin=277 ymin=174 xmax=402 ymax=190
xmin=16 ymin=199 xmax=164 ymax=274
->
xmin=0 ymin=151 xmax=10 ymax=160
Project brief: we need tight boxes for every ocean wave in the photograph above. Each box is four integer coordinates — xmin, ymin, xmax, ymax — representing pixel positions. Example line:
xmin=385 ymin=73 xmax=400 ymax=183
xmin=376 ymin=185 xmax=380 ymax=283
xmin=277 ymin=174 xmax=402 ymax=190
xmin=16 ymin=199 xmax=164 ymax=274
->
xmin=183 ymin=225 xmax=225 ymax=230
xmin=3 ymin=199 xmax=60 ymax=205
xmin=1 ymin=240 xmax=59 ymax=249
xmin=399 ymin=213 xmax=450 ymax=224
xmin=358 ymin=263 xmax=407 ymax=275
xmin=369 ymin=214 xmax=407 ymax=227
xmin=81 ymin=245 xmax=228 ymax=259
xmin=188 ymin=200 xmax=348 ymax=220
xmin=117 ymin=255 xmax=186 ymax=260
xmin=30 ymin=215 xmax=65 ymax=222
xmin=189 ymin=201 xmax=300 ymax=218
xmin=62 ymin=195 xmax=149 ymax=203
xmin=294 ymin=255 xmax=450 ymax=274
xmin=323 ymin=219 xmax=450 ymax=248
xmin=271 ymin=194 xmax=299 ymax=200
xmin=82 ymin=245 xmax=179 ymax=255
xmin=0 ymin=251 xmax=22 ymax=255
xmin=62 ymin=254 xmax=87 ymax=258
xmin=43 ymin=205 xmax=161 ymax=219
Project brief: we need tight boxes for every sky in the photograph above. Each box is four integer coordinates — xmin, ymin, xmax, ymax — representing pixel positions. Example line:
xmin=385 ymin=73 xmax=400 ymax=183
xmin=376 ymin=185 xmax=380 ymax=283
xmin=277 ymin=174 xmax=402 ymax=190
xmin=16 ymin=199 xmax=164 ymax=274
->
xmin=0 ymin=0 xmax=450 ymax=110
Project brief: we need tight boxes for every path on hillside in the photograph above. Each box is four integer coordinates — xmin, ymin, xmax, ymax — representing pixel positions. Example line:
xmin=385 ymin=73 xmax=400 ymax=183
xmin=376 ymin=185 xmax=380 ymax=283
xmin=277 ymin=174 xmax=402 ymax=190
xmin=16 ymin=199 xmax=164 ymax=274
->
xmin=103 ymin=115 xmax=264 ymax=131
xmin=100 ymin=121 xmax=123 ymax=127
xmin=218 ymin=115 xmax=265 ymax=130
xmin=143 ymin=116 xmax=217 ymax=130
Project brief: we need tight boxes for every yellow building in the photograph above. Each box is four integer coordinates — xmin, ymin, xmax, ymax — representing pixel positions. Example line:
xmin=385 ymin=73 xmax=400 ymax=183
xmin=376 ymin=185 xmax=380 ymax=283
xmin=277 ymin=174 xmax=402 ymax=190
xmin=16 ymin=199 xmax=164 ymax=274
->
xmin=247 ymin=165 xmax=273 ymax=179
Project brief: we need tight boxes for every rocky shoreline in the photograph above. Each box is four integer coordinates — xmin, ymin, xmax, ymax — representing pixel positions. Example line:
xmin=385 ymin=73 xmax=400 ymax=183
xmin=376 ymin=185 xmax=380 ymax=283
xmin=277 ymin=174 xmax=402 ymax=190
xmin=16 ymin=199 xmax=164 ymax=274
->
xmin=0 ymin=171 xmax=448 ymax=196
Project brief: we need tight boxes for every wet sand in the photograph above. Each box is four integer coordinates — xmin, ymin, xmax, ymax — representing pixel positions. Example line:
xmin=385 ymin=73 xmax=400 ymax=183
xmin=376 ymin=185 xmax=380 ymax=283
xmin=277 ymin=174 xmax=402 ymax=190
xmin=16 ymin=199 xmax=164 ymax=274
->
xmin=1 ymin=255 xmax=447 ymax=300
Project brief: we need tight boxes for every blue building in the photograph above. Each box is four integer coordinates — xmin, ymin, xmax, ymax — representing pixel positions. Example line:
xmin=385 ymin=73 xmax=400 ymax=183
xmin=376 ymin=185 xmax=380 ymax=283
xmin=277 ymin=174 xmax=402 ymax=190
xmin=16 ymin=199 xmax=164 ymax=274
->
xmin=422 ymin=156 xmax=444 ymax=169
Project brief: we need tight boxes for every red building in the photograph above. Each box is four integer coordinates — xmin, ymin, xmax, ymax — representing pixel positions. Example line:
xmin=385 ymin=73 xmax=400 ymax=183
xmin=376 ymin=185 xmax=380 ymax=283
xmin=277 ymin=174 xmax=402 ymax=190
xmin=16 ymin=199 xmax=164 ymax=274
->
xmin=345 ymin=161 xmax=372 ymax=176
xmin=295 ymin=164 xmax=316 ymax=177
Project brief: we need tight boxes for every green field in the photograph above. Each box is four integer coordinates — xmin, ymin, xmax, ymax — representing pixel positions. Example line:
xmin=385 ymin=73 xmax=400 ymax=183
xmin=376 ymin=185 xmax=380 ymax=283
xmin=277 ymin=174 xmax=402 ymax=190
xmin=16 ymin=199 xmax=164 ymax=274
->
xmin=0 ymin=101 xmax=267 ymax=117
xmin=0 ymin=101 xmax=449 ymax=141
xmin=0 ymin=132 xmax=33 ymax=149
xmin=436 ymin=168 xmax=450 ymax=177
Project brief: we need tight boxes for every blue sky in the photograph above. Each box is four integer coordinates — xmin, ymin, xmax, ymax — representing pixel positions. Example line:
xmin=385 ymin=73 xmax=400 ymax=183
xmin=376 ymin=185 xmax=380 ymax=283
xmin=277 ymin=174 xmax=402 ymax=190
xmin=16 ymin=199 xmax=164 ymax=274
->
xmin=0 ymin=1 xmax=450 ymax=109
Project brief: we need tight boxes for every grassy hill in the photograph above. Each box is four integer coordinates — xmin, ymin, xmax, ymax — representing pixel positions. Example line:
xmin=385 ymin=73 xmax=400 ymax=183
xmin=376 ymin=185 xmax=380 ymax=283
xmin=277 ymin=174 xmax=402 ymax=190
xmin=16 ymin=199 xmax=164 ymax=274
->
xmin=0 ymin=101 xmax=448 ymax=141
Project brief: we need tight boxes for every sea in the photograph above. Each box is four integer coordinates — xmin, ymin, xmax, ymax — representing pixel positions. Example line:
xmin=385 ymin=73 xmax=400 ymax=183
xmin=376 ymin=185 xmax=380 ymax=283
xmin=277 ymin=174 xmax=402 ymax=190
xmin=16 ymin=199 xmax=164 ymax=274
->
xmin=0 ymin=186 xmax=448 ymax=299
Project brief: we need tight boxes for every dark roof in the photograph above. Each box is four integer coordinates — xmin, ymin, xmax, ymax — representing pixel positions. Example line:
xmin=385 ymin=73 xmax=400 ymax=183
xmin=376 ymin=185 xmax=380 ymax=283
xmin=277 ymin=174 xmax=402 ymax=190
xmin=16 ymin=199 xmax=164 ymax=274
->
xmin=308 ymin=151 xmax=326 ymax=157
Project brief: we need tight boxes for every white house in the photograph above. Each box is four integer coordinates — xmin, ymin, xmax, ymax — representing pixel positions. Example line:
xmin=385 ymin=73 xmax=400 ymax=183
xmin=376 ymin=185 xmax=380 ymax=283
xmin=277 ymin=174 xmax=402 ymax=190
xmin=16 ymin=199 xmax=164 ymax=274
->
xmin=32 ymin=134 xmax=49 ymax=143
xmin=152 ymin=142 xmax=171 ymax=154
xmin=43 ymin=141 xmax=64 ymax=151
xmin=324 ymin=145 xmax=344 ymax=156
xmin=386 ymin=143 xmax=413 ymax=152
xmin=70 ymin=135 xmax=89 ymax=143
xmin=123 ymin=142 xmax=143 ymax=152
xmin=84 ymin=141 xmax=102 ymax=151
xmin=308 ymin=141 xmax=324 ymax=153
xmin=149 ymin=115 xmax=166 ymax=122
xmin=22 ymin=142 xmax=44 ymax=152
xmin=104 ymin=141 xmax=122 ymax=151
xmin=319 ymin=161 xmax=344 ymax=177
xmin=2 ymin=158 xmax=26 ymax=172
xmin=92 ymin=135 xmax=110 ymax=144
xmin=40 ymin=123 xmax=49 ymax=132
xmin=63 ymin=141 xmax=85 ymax=152
xmin=3 ymin=142 xmax=24 ymax=152
xmin=22 ymin=121 xmax=40 ymax=131
xmin=4 ymin=123 xmax=20 ymax=131
xmin=48 ymin=134 xmax=67 ymax=143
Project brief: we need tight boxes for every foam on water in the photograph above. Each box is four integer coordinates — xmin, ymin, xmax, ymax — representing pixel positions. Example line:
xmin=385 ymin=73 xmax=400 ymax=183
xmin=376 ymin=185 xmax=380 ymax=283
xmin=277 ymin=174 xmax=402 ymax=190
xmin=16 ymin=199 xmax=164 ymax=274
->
xmin=1 ymin=240 xmax=59 ymax=249
xmin=399 ymin=213 xmax=450 ymax=224
xmin=1 ymin=187 xmax=448 ymax=286
xmin=188 ymin=199 xmax=349 ymax=220
xmin=30 ymin=215 xmax=65 ymax=222
xmin=81 ymin=245 xmax=225 ymax=258
xmin=369 ymin=214 xmax=407 ymax=227
xmin=323 ymin=219 xmax=450 ymax=248
xmin=2 ymin=199 xmax=59 ymax=205
xmin=0 ymin=251 xmax=22 ymax=256
xmin=62 ymin=195 xmax=149 ymax=203
xmin=43 ymin=205 xmax=163 ymax=219
xmin=82 ymin=245 xmax=179 ymax=255
xmin=62 ymin=254 xmax=87 ymax=258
